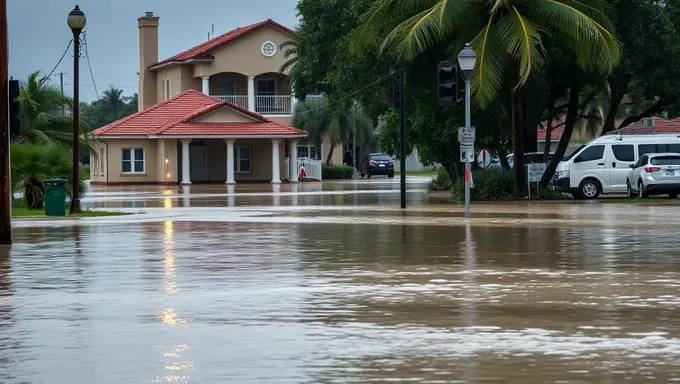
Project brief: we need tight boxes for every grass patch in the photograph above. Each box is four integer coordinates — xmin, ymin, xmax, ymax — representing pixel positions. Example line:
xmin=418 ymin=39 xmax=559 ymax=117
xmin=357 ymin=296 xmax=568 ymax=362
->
xmin=12 ymin=207 xmax=134 ymax=218
xmin=600 ymin=197 xmax=680 ymax=204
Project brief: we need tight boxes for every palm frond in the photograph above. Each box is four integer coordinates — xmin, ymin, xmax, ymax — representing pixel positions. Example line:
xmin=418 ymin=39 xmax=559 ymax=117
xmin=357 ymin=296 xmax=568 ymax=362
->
xmin=470 ymin=17 xmax=508 ymax=107
xmin=381 ymin=2 xmax=445 ymax=59
xmin=496 ymin=7 xmax=545 ymax=86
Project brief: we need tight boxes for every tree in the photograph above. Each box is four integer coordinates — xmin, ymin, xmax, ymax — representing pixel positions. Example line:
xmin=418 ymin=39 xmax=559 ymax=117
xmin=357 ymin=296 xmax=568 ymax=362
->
xmin=10 ymin=142 xmax=88 ymax=209
xmin=81 ymin=88 xmax=138 ymax=129
xmin=16 ymin=71 xmax=88 ymax=148
xmin=292 ymin=98 xmax=375 ymax=164
xmin=352 ymin=0 xmax=620 ymax=196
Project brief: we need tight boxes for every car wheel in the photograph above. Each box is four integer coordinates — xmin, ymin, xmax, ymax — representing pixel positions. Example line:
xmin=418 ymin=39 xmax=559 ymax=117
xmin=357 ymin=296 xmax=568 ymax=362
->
xmin=367 ymin=171 xmax=372 ymax=179
xmin=638 ymin=180 xmax=647 ymax=198
xmin=626 ymin=181 xmax=634 ymax=199
xmin=388 ymin=172 xmax=395 ymax=178
xmin=579 ymin=179 xmax=601 ymax=199
xmin=360 ymin=172 xmax=365 ymax=177
xmin=671 ymin=193 xmax=678 ymax=199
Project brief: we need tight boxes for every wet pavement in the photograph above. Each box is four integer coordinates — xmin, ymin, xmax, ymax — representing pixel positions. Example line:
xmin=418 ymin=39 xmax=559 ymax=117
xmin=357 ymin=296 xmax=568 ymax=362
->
xmin=3 ymin=176 xmax=680 ymax=383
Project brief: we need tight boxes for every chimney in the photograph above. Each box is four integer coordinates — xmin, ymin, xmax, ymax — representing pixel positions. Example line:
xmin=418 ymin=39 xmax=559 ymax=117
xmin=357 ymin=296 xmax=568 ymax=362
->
xmin=138 ymin=12 xmax=159 ymax=111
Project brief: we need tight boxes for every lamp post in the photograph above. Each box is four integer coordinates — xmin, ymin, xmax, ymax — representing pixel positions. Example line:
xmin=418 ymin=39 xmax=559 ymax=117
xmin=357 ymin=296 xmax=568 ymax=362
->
xmin=457 ymin=43 xmax=476 ymax=218
xmin=1 ymin=0 xmax=11 ymax=244
xmin=67 ymin=5 xmax=86 ymax=214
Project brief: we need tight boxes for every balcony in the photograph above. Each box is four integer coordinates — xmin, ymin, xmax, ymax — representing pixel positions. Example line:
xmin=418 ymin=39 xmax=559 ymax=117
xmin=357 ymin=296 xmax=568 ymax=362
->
xmin=212 ymin=95 xmax=292 ymax=115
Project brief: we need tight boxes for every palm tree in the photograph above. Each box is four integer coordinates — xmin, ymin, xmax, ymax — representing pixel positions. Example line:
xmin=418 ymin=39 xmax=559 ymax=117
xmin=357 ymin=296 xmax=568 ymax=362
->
xmin=10 ymin=142 xmax=88 ymax=210
xmin=293 ymin=99 xmax=375 ymax=164
xmin=352 ymin=0 xmax=620 ymax=196
xmin=279 ymin=39 xmax=298 ymax=76
xmin=16 ymin=71 xmax=90 ymax=149
xmin=100 ymin=86 xmax=126 ymax=121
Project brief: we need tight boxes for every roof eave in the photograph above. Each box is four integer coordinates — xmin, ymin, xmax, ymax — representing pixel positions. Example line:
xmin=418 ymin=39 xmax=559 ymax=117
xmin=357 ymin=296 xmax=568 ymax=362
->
xmin=148 ymin=56 xmax=215 ymax=71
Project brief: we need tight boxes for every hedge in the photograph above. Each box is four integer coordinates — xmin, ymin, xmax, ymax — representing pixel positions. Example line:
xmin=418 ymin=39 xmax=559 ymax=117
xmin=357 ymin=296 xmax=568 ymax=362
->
xmin=322 ymin=164 xmax=354 ymax=179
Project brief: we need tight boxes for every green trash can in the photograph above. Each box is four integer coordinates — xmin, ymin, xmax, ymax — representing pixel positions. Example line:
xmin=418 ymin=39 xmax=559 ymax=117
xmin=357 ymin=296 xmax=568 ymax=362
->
xmin=43 ymin=178 xmax=68 ymax=216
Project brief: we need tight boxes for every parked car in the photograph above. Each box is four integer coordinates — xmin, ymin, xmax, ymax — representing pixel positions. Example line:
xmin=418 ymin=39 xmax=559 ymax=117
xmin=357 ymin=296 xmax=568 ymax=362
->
xmin=553 ymin=133 xmax=680 ymax=199
xmin=626 ymin=153 xmax=680 ymax=198
xmin=360 ymin=153 xmax=395 ymax=178
xmin=507 ymin=152 xmax=555 ymax=169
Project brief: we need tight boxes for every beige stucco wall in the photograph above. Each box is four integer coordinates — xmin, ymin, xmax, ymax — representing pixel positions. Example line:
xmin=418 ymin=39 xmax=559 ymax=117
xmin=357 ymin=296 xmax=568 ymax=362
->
xmin=193 ymin=25 xmax=293 ymax=78
xmin=268 ymin=116 xmax=293 ymax=125
xmin=92 ymin=139 xmax=169 ymax=183
xmin=193 ymin=107 xmax=256 ymax=123
xmin=90 ymin=141 xmax=108 ymax=183
xmin=156 ymin=66 xmax=182 ymax=101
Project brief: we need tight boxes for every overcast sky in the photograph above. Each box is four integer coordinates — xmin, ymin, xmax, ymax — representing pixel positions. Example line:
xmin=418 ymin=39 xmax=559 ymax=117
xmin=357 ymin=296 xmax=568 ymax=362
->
xmin=7 ymin=0 xmax=299 ymax=102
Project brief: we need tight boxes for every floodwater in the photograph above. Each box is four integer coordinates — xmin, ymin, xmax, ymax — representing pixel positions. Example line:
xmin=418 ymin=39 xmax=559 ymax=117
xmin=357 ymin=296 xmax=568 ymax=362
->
xmin=3 ymin=176 xmax=680 ymax=383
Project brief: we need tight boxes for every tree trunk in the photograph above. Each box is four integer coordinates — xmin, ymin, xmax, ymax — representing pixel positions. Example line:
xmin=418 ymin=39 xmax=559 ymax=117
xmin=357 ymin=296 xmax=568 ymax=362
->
xmin=325 ymin=145 xmax=335 ymax=165
xmin=544 ymin=102 xmax=554 ymax=165
xmin=540 ymin=80 xmax=584 ymax=187
xmin=616 ymin=99 xmax=666 ymax=130
xmin=499 ymin=149 xmax=510 ymax=170
xmin=315 ymin=141 xmax=322 ymax=161
xmin=441 ymin=159 xmax=458 ymax=181
xmin=512 ymin=88 xmax=526 ymax=197
xmin=601 ymin=90 xmax=625 ymax=134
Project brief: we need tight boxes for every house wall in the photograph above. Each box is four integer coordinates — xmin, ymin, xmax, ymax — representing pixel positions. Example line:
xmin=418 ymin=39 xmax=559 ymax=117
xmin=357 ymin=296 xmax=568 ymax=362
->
xmin=92 ymin=139 xmax=174 ymax=184
xmin=176 ymin=138 xmax=286 ymax=183
xmin=193 ymin=25 xmax=292 ymax=78
xmin=193 ymin=107 xmax=255 ymax=123
xmin=156 ymin=66 xmax=182 ymax=101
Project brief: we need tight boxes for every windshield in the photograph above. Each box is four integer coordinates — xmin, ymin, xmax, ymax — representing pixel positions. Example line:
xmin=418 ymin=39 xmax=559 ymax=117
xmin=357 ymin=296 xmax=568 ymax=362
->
xmin=563 ymin=145 xmax=586 ymax=161
xmin=371 ymin=155 xmax=392 ymax=161
xmin=651 ymin=156 xmax=680 ymax=165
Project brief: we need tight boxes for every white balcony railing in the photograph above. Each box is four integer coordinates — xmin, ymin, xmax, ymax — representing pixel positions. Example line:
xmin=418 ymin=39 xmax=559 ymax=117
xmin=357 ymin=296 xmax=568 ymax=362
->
xmin=213 ymin=95 xmax=248 ymax=110
xmin=255 ymin=95 xmax=291 ymax=115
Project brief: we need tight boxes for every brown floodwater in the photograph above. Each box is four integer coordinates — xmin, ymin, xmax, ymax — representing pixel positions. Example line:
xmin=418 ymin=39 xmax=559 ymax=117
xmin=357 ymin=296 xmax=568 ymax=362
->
xmin=3 ymin=177 xmax=680 ymax=383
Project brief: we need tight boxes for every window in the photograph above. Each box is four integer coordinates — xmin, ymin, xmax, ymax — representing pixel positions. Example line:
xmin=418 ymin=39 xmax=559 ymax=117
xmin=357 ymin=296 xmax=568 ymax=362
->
xmin=634 ymin=155 xmax=648 ymax=168
xmin=218 ymin=80 xmax=235 ymax=95
xmin=574 ymin=145 xmax=604 ymax=163
xmin=370 ymin=154 xmax=392 ymax=161
xmin=100 ymin=148 xmax=105 ymax=176
xmin=297 ymin=145 xmax=308 ymax=158
xmin=651 ymin=156 xmax=680 ymax=165
xmin=256 ymin=79 xmax=276 ymax=96
xmin=638 ymin=143 xmax=680 ymax=156
xmin=234 ymin=147 xmax=251 ymax=173
xmin=612 ymin=144 xmax=635 ymax=162
xmin=121 ymin=148 xmax=145 ymax=174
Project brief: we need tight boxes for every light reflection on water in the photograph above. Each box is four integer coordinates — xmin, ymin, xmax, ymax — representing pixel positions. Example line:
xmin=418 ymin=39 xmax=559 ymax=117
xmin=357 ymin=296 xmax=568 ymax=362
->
xmin=3 ymin=181 xmax=680 ymax=382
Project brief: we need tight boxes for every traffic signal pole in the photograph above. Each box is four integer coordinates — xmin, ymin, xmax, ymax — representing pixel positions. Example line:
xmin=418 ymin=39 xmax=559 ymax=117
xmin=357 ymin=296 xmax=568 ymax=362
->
xmin=399 ymin=68 xmax=406 ymax=210
xmin=464 ymin=75 xmax=471 ymax=218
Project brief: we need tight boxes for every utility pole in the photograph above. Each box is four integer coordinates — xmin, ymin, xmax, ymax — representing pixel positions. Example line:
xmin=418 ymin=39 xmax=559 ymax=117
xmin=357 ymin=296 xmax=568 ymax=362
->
xmin=398 ymin=68 xmax=406 ymax=210
xmin=0 ymin=0 xmax=12 ymax=244
xmin=60 ymin=72 xmax=65 ymax=116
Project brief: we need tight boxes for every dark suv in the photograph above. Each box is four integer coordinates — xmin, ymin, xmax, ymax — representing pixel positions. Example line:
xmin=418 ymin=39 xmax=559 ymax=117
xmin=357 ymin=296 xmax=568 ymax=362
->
xmin=360 ymin=153 xmax=395 ymax=178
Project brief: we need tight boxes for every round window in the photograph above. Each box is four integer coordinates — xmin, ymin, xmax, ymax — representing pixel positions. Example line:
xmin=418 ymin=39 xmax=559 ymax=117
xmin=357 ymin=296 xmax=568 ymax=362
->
xmin=261 ymin=41 xmax=277 ymax=57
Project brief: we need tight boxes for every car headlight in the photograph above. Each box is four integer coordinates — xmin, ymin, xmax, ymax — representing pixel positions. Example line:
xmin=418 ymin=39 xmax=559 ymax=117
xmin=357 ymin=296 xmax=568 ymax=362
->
xmin=557 ymin=170 xmax=570 ymax=179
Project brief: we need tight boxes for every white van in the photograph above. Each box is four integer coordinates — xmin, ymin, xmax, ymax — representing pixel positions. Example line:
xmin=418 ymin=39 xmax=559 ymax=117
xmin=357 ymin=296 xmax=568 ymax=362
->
xmin=553 ymin=133 xmax=680 ymax=199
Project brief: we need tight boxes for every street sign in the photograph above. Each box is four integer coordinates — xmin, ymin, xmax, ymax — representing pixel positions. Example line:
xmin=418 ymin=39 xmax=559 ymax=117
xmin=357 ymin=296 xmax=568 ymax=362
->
xmin=458 ymin=127 xmax=476 ymax=143
xmin=476 ymin=149 xmax=492 ymax=169
xmin=527 ymin=163 xmax=547 ymax=182
xmin=460 ymin=143 xmax=475 ymax=163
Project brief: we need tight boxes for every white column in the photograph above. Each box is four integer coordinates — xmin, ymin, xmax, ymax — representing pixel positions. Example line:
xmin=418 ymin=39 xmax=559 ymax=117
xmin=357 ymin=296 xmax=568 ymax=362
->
xmin=181 ymin=185 xmax=191 ymax=207
xmin=271 ymin=139 xmax=281 ymax=184
xmin=227 ymin=185 xmax=235 ymax=207
xmin=202 ymin=76 xmax=210 ymax=95
xmin=181 ymin=139 xmax=191 ymax=185
xmin=288 ymin=140 xmax=298 ymax=182
xmin=225 ymin=139 xmax=236 ymax=184
xmin=247 ymin=76 xmax=256 ymax=112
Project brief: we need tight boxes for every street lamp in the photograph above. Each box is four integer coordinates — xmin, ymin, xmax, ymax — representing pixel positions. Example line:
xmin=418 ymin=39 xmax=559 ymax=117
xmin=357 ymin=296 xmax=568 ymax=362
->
xmin=457 ymin=43 xmax=476 ymax=218
xmin=67 ymin=5 xmax=86 ymax=214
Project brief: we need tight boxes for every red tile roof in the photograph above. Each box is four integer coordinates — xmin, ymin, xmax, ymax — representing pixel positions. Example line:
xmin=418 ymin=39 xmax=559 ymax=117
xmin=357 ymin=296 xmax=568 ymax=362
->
xmin=538 ymin=116 xmax=566 ymax=140
xmin=150 ymin=19 xmax=294 ymax=69
xmin=92 ymin=90 xmax=306 ymax=137
xmin=616 ymin=117 xmax=680 ymax=134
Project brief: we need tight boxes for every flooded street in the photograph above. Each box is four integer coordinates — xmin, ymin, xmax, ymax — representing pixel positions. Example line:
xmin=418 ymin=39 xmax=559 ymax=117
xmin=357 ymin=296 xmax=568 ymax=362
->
xmin=3 ymin=177 xmax=680 ymax=383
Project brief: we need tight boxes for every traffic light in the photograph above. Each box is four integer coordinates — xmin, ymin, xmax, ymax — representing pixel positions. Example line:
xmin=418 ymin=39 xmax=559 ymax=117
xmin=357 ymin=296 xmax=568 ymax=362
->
xmin=437 ymin=62 xmax=457 ymax=105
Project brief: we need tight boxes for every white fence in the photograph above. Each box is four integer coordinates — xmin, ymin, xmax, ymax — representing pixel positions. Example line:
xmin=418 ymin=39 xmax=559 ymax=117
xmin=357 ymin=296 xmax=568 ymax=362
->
xmin=255 ymin=95 xmax=291 ymax=114
xmin=284 ymin=157 xmax=323 ymax=181
xmin=213 ymin=95 xmax=248 ymax=110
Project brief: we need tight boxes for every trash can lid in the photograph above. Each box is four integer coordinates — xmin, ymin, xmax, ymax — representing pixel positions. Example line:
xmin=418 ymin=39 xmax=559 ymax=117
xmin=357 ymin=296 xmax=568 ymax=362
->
xmin=44 ymin=178 xmax=68 ymax=186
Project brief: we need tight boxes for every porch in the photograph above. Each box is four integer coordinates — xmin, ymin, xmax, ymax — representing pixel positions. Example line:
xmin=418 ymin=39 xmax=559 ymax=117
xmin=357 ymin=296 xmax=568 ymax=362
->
xmin=177 ymin=138 xmax=322 ymax=184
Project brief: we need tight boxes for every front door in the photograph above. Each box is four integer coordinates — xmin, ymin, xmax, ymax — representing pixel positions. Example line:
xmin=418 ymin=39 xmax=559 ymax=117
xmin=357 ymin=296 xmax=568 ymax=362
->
xmin=189 ymin=146 xmax=207 ymax=182
xmin=608 ymin=143 xmax=635 ymax=193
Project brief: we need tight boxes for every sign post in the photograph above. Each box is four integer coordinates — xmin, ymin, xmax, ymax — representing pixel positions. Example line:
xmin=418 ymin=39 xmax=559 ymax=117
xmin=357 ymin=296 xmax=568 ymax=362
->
xmin=526 ymin=163 xmax=547 ymax=199
xmin=458 ymin=127 xmax=475 ymax=218
xmin=476 ymin=149 xmax=491 ymax=177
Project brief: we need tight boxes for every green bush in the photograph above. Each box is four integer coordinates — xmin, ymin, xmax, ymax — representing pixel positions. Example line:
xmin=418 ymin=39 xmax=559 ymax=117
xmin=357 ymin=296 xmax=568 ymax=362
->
xmin=82 ymin=165 xmax=90 ymax=180
xmin=453 ymin=169 xmax=568 ymax=201
xmin=322 ymin=164 xmax=354 ymax=179
xmin=428 ymin=169 xmax=454 ymax=191
xmin=454 ymin=169 xmax=514 ymax=201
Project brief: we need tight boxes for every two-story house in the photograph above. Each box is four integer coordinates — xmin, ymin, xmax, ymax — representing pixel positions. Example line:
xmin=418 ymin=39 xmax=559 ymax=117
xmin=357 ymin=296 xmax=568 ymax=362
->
xmin=90 ymin=13 xmax=339 ymax=185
